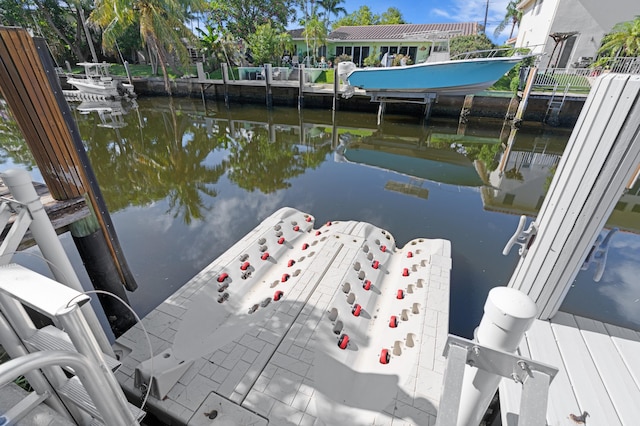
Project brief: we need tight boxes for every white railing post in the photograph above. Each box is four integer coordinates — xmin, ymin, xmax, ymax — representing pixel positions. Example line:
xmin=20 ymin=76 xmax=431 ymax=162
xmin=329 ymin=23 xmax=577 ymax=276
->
xmin=0 ymin=169 xmax=113 ymax=355
xmin=456 ymin=287 xmax=537 ymax=425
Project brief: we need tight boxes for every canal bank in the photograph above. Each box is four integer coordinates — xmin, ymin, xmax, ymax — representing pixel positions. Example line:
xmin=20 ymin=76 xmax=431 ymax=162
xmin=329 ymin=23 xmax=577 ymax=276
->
xmin=129 ymin=76 xmax=587 ymax=128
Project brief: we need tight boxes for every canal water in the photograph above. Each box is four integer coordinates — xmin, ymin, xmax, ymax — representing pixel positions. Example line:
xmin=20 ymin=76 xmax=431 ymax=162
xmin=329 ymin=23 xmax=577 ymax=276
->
xmin=1 ymin=97 xmax=639 ymax=339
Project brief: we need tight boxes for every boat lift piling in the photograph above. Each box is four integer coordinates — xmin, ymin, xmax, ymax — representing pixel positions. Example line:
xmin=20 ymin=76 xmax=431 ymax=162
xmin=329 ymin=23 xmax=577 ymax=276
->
xmin=264 ymin=63 xmax=273 ymax=108
xmin=504 ymin=73 xmax=640 ymax=319
xmin=0 ymin=27 xmax=137 ymax=338
xmin=221 ymin=62 xmax=230 ymax=107
xmin=298 ymin=64 xmax=305 ymax=110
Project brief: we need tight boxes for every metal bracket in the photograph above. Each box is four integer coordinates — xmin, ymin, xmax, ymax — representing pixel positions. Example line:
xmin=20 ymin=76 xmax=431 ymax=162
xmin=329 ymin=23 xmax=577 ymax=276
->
xmin=581 ymin=227 xmax=618 ymax=282
xmin=437 ymin=335 xmax=558 ymax=426
xmin=502 ymin=215 xmax=538 ymax=258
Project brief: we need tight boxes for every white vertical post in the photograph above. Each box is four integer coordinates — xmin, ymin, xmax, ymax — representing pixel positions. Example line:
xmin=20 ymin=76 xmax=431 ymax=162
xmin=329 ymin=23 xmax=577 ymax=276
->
xmin=456 ymin=287 xmax=537 ymax=426
xmin=506 ymin=74 xmax=640 ymax=319
xmin=0 ymin=169 xmax=113 ymax=354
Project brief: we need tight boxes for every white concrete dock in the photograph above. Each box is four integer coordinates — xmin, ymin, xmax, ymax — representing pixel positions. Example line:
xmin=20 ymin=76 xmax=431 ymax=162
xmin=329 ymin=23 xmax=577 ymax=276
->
xmin=113 ymin=207 xmax=451 ymax=425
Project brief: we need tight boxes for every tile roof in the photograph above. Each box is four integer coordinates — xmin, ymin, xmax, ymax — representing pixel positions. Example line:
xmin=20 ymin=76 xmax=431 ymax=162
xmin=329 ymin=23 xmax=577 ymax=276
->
xmin=327 ymin=23 xmax=479 ymax=42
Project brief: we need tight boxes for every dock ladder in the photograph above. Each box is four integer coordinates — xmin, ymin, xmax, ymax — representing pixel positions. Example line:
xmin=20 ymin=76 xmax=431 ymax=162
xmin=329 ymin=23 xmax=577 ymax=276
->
xmin=544 ymin=83 xmax=570 ymax=125
xmin=0 ymin=174 xmax=144 ymax=425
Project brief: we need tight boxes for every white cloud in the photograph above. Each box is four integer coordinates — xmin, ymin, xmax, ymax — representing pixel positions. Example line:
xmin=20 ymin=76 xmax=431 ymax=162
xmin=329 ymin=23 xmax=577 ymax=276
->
xmin=432 ymin=0 xmax=512 ymax=40
xmin=432 ymin=9 xmax=452 ymax=19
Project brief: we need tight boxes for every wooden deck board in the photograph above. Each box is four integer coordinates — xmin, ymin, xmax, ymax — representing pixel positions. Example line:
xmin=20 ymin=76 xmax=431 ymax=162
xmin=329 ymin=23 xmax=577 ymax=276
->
xmin=0 ymin=181 xmax=88 ymax=248
xmin=574 ymin=316 xmax=640 ymax=424
xmin=501 ymin=312 xmax=640 ymax=426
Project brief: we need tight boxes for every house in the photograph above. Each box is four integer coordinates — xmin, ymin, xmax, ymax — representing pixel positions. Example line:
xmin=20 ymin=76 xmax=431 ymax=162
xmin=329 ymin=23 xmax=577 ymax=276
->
xmin=515 ymin=0 xmax=640 ymax=69
xmin=290 ymin=23 xmax=479 ymax=67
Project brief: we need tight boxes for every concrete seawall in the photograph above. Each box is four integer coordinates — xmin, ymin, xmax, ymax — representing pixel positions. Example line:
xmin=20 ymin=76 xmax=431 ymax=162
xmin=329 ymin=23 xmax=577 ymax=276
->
xmin=130 ymin=77 xmax=586 ymax=127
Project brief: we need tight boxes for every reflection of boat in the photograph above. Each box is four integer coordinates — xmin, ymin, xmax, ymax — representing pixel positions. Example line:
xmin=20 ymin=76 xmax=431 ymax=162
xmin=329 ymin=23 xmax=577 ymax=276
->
xmin=66 ymin=62 xmax=135 ymax=99
xmin=337 ymin=135 xmax=490 ymax=187
xmin=75 ymin=99 xmax=135 ymax=129
xmin=339 ymin=51 xmax=527 ymax=96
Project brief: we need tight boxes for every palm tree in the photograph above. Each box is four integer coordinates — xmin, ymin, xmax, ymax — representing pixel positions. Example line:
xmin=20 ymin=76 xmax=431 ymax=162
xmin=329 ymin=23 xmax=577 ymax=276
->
xmin=494 ymin=1 xmax=522 ymax=40
xmin=90 ymin=0 xmax=206 ymax=95
xmin=319 ymin=0 xmax=346 ymax=30
xmin=303 ymin=14 xmax=327 ymax=65
xmin=598 ymin=16 xmax=640 ymax=58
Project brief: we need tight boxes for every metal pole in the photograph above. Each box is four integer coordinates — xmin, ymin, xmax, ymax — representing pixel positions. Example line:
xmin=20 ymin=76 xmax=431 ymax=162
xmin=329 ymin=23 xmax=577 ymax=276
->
xmin=456 ymin=287 xmax=537 ymax=426
xmin=0 ymin=350 xmax=138 ymax=426
xmin=0 ymin=169 xmax=113 ymax=355
xmin=298 ymin=64 xmax=305 ymax=110
xmin=222 ymin=62 xmax=230 ymax=107
xmin=0 ymin=312 xmax=74 ymax=421
xmin=265 ymin=63 xmax=273 ymax=108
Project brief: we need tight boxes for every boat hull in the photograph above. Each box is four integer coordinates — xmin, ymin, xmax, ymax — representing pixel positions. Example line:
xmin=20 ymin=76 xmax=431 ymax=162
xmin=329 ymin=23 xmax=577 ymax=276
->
xmin=346 ymin=56 xmax=524 ymax=95
xmin=66 ymin=78 xmax=120 ymax=97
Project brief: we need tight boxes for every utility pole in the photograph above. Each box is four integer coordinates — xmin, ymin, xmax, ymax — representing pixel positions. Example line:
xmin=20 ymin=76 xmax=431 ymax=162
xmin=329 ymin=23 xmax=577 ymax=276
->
xmin=483 ymin=0 xmax=490 ymax=34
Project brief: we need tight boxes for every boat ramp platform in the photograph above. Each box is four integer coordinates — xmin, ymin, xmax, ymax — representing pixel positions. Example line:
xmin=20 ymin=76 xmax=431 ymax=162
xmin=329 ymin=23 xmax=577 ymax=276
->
xmin=113 ymin=207 xmax=452 ymax=425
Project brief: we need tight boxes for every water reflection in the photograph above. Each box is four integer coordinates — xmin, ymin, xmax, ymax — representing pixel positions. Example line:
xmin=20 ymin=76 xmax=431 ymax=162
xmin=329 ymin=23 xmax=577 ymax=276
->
xmin=1 ymin=97 xmax=639 ymax=336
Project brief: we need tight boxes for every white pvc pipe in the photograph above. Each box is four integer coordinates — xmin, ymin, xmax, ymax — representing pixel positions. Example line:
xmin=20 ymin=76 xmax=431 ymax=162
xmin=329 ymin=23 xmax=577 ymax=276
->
xmin=456 ymin=286 xmax=537 ymax=426
xmin=0 ymin=169 xmax=113 ymax=355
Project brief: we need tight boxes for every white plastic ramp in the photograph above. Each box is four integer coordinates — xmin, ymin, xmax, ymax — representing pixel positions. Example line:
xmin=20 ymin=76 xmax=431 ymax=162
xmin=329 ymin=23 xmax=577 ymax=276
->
xmin=114 ymin=208 xmax=451 ymax=425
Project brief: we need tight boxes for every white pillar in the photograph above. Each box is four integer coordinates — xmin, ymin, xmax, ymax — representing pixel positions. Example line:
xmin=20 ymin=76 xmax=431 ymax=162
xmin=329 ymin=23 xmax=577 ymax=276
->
xmin=0 ymin=169 xmax=113 ymax=354
xmin=457 ymin=287 xmax=537 ymax=426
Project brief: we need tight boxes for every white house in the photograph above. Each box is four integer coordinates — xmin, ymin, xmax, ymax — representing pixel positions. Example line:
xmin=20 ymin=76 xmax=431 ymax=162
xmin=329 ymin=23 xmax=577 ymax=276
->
xmin=515 ymin=0 xmax=640 ymax=69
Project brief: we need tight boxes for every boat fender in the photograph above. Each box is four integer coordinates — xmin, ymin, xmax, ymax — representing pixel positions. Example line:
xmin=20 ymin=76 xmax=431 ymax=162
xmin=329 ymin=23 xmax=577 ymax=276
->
xmin=281 ymin=273 xmax=290 ymax=282
xmin=326 ymin=221 xmax=332 ymax=226
xmin=217 ymin=272 xmax=229 ymax=283
xmin=293 ymin=225 xmax=300 ymax=231
xmin=380 ymin=245 xmax=387 ymax=253
xmin=379 ymin=349 xmax=390 ymax=364
xmin=306 ymin=216 xmax=312 ymax=222
xmin=337 ymin=334 xmax=349 ymax=349
xmin=274 ymin=290 xmax=284 ymax=301
xmin=288 ymin=259 xmax=295 ymax=267
xmin=372 ymin=260 xmax=380 ymax=269
xmin=397 ymin=289 xmax=404 ymax=299
xmin=389 ymin=316 xmax=398 ymax=328
xmin=402 ymin=268 xmax=409 ymax=276
xmin=302 ymin=243 xmax=309 ymax=250
xmin=363 ymin=280 xmax=372 ymax=291
xmin=261 ymin=252 xmax=270 ymax=260
xmin=240 ymin=261 xmax=250 ymax=271
xmin=407 ymin=251 xmax=413 ymax=258
xmin=351 ymin=304 xmax=362 ymax=316
xmin=315 ymin=231 xmax=321 ymax=236
xmin=278 ymin=237 xmax=285 ymax=244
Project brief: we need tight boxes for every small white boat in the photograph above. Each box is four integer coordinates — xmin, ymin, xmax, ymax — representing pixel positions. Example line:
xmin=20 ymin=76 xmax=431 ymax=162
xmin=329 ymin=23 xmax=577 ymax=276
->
xmin=66 ymin=62 xmax=135 ymax=99
xmin=339 ymin=49 xmax=529 ymax=96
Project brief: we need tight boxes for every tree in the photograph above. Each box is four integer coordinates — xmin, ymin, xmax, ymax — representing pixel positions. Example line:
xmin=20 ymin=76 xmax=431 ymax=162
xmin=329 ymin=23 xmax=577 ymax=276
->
xmin=332 ymin=6 xmax=407 ymax=29
xmin=318 ymin=0 xmax=346 ymax=30
xmin=208 ymin=0 xmax=295 ymax=42
xmin=379 ymin=7 xmax=406 ymax=25
xmin=303 ymin=14 xmax=327 ymax=64
xmin=332 ymin=5 xmax=376 ymax=28
xmin=494 ymin=1 xmax=522 ymax=39
xmin=90 ymin=0 xmax=206 ymax=95
xmin=449 ymin=34 xmax=495 ymax=57
xmin=598 ymin=16 xmax=640 ymax=58
xmin=246 ymin=22 xmax=292 ymax=65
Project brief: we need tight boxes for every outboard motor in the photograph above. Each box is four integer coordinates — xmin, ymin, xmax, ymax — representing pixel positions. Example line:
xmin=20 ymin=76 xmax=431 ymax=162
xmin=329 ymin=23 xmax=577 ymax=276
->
xmin=337 ymin=61 xmax=357 ymax=84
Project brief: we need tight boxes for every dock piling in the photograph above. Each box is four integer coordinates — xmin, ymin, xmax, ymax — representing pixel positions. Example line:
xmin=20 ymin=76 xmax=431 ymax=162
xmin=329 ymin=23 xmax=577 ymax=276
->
xmin=222 ymin=63 xmax=230 ymax=107
xmin=265 ymin=63 xmax=273 ymax=108
xmin=298 ymin=65 xmax=305 ymax=110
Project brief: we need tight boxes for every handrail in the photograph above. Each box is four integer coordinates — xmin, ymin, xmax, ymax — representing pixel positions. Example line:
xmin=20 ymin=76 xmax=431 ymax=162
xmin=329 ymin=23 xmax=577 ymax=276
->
xmin=450 ymin=48 xmax=518 ymax=60
xmin=0 ymin=351 xmax=138 ymax=426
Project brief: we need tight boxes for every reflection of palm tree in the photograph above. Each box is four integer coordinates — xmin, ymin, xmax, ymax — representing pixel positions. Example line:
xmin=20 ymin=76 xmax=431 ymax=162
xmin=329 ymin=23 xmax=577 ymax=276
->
xmin=494 ymin=1 xmax=522 ymax=39
xmin=226 ymin=125 xmax=330 ymax=193
xmin=78 ymin=99 xmax=229 ymax=224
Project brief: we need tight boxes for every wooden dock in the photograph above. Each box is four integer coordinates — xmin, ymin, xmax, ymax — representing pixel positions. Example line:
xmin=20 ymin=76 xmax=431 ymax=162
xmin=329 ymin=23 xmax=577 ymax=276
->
xmin=499 ymin=312 xmax=640 ymax=425
xmin=113 ymin=207 xmax=451 ymax=425
xmin=0 ymin=180 xmax=88 ymax=249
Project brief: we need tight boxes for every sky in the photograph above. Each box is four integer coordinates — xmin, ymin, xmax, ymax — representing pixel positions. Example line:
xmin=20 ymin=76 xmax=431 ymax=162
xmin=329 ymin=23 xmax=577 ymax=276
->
xmin=330 ymin=0 xmax=513 ymax=44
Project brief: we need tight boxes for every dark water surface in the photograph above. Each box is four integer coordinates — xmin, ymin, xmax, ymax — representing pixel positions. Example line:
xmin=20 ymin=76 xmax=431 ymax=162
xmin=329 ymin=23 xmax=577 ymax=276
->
xmin=2 ymin=97 xmax=639 ymax=339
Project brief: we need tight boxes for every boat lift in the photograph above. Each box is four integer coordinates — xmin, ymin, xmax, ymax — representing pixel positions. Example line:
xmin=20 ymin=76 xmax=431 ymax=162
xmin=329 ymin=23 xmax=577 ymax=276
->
xmin=367 ymin=91 xmax=438 ymax=125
